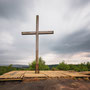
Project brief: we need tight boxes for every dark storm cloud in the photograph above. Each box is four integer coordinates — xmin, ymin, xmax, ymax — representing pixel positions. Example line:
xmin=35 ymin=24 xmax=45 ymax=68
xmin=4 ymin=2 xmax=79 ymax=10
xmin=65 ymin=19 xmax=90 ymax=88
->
xmin=0 ymin=0 xmax=90 ymax=65
xmin=0 ymin=54 xmax=24 ymax=60
xmin=0 ymin=54 xmax=25 ymax=65
xmin=0 ymin=0 xmax=33 ymax=20
xmin=70 ymin=0 xmax=90 ymax=8
xmin=0 ymin=0 xmax=35 ymax=65
xmin=53 ymin=29 xmax=90 ymax=54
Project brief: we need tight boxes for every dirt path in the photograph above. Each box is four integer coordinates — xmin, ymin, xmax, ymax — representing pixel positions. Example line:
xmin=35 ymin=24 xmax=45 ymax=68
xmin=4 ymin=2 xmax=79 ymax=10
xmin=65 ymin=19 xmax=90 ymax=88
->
xmin=0 ymin=78 xmax=90 ymax=90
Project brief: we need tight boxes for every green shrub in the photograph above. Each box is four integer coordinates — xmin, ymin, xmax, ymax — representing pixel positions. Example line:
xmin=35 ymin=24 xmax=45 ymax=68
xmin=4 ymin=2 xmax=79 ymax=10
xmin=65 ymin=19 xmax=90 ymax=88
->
xmin=0 ymin=65 xmax=16 ymax=75
xmin=57 ymin=61 xmax=70 ymax=70
xmin=29 ymin=57 xmax=49 ymax=70
xmin=74 ymin=64 xmax=88 ymax=72
xmin=52 ymin=67 xmax=58 ymax=71
xmin=57 ymin=61 xmax=89 ymax=72
xmin=86 ymin=62 xmax=90 ymax=71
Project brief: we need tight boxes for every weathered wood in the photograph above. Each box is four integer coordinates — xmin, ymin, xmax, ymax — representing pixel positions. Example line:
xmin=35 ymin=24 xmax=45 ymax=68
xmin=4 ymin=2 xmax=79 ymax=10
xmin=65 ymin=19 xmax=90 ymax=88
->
xmin=39 ymin=31 xmax=54 ymax=34
xmin=21 ymin=15 xmax=54 ymax=74
xmin=0 ymin=71 xmax=25 ymax=79
xmin=0 ymin=71 xmax=90 ymax=81
xmin=22 ymin=32 xmax=36 ymax=35
xmin=22 ymin=31 xmax=54 ymax=35
xmin=35 ymin=15 xmax=39 ymax=73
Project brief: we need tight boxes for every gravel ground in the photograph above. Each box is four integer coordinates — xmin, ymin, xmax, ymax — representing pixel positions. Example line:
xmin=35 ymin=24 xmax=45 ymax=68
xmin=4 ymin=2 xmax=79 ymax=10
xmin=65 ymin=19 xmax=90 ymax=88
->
xmin=0 ymin=78 xmax=90 ymax=90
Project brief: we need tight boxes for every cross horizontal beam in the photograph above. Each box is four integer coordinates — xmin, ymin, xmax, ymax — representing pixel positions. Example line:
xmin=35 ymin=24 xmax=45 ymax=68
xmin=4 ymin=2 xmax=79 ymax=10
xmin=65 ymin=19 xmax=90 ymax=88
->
xmin=22 ymin=31 xmax=54 ymax=35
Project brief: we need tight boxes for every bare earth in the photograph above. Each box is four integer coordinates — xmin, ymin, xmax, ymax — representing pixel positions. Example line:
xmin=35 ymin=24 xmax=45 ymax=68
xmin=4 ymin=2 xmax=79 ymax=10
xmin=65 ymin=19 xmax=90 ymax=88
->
xmin=0 ymin=78 xmax=90 ymax=90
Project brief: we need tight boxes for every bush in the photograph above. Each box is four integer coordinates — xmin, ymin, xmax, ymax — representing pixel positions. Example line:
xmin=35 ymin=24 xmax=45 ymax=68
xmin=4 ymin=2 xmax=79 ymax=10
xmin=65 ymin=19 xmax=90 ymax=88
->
xmin=0 ymin=65 xmax=16 ymax=75
xmin=57 ymin=61 xmax=89 ymax=72
xmin=74 ymin=64 xmax=88 ymax=72
xmin=86 ymin=62 xmax=90 ymax=71
xmin=57 ymin=61 xmax=70 ymax=70
xmin=29 ymin=57 xmax=49 ymax=70
xmin=52 ymin=67 xmax=58 ymax=71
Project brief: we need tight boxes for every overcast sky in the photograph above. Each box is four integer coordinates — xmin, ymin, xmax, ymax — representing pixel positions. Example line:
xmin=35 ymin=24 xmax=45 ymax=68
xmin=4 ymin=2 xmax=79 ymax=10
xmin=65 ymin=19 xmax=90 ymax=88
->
xmin=0 ymin=0 xmax=90 ymax=65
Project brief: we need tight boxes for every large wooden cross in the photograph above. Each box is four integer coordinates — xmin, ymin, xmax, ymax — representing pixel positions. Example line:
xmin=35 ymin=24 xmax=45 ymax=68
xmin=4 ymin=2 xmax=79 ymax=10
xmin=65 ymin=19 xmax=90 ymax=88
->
xmin=21 ymin=15 xmax=54 ymax=73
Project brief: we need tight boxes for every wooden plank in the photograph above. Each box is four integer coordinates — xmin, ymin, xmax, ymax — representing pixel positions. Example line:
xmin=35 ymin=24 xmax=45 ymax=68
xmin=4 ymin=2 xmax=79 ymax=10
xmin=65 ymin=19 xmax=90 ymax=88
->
xmin=41 ymin=71 xmax=68 ymax=78
xmin=35 ymin=15 xmax=39 ymax=73
xmin=61 ymin=71 xmax=90 ymax=78
xmin=22 ymin=31 xmax=54 ymax=35
xmin=22 ymin=31 xmax=36 ymax=35
xmin=0 ymin=71 xmax=89 ymax=81
xmin=79 ymin=71 xmax=90 ymax=75
xmin=38 ymin=31 xmax=54 ymax=35
xmin=24 ymin=71 xmax=47 ymax=78
xmin=0 ymin=71 xmax=26 ymax=79
xmin=0 ymin=78 xmax=22 ymax=81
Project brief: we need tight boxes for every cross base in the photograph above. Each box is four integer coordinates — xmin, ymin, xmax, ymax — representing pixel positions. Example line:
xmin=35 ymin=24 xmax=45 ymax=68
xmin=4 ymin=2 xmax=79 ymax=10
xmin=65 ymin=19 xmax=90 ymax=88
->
xmin=35 ymin=64 xmax=39 ymax=74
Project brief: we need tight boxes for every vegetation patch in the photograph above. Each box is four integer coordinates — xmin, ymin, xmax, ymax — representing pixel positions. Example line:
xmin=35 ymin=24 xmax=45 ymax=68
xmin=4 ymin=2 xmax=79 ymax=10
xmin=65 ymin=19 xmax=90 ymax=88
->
xmin=0 ymin=58 xmax=90 ymax=75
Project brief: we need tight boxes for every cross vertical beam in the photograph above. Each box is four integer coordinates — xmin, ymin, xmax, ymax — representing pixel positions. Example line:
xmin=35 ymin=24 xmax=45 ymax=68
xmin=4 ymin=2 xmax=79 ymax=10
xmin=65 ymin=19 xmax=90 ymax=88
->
xmin=21 ymin=15 xmax=54 ymax=74
xmin=35 ymin=15 xmax=39 ymax=73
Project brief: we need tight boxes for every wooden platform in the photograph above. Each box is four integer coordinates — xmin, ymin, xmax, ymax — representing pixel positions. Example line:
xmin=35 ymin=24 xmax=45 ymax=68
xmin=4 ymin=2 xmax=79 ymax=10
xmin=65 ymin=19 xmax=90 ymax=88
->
xmin=0 ymin=71 xmax=90 ymax=81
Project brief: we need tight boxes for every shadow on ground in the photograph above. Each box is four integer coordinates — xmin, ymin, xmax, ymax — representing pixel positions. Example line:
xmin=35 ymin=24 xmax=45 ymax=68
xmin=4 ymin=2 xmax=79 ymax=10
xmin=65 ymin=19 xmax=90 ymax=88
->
xmin=0 ymin=78 xmax=90 ymax=90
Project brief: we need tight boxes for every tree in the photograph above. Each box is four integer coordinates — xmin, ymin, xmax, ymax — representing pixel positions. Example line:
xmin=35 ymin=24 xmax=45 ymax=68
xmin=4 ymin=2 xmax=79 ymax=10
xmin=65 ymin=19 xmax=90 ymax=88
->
xmin=57 ymin=61 xmax=70 ymax=70
xmin=51 ymin=67 xmax=58 ymax=71
xmin=86 ymin=62 xmax=90 ymax=71
xmin=29 ymin=57 xmax=49 ymax=70
xmin=0 ymin=65 xmax=16 ymax=75
xmin=74 ymin=63 xmax=88 ymax=72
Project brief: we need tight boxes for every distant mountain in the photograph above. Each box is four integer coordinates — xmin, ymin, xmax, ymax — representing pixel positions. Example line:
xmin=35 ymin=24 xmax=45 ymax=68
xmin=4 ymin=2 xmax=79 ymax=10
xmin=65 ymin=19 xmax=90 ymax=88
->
xmin=48 ymin=64 xmax=58 ymax=69
xmin=12 ymin=64 xmax=59 ymax=69
xmin=0 ymin=64 xmax=59 ymax=69
xmin=12 ymin=65 xmax=29 ymax=68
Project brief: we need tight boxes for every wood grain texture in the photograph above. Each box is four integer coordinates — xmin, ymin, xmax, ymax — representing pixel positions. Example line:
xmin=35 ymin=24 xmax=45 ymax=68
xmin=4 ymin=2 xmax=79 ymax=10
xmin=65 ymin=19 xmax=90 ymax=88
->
xmin=21 ymin=15 xmax=54 ymax=74
xmin=22 ymin=31 xmax=54 ymax=35
xmin=0 ymin=71 xmax=90 ymax=81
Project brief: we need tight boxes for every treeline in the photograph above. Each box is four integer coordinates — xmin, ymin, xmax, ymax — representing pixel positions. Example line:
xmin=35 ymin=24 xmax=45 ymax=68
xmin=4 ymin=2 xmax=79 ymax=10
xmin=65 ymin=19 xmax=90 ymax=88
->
xmin=52 ymin=61 xmax=90 ymax=72
xmin=0 ymin=58 xmax=90 ymax=75
xmin=29 ymin=58 xmax=90 ymax=72
xmin=0 ymin=65 xmax=15 ymax=75
xmin=0 ymin=64 xmax=25 ymax=75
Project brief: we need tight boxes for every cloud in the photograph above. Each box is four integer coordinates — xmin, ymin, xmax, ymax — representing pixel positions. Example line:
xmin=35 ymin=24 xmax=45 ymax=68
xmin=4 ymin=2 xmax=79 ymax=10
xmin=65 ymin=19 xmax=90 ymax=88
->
xmin=70 ymin=0 xmax=90 ymax=8
xmin=0 ymin=32 xmax=14 ymax=44
xmin=85 ymin=54 xmax=90 ymax=57
xmin=0 ymin=0 xmax=34 ymax=21
xmin=0 ymin=0 xmax=90 ymax=65
xmin=52 ymin=29 xmax=90 ymax=54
